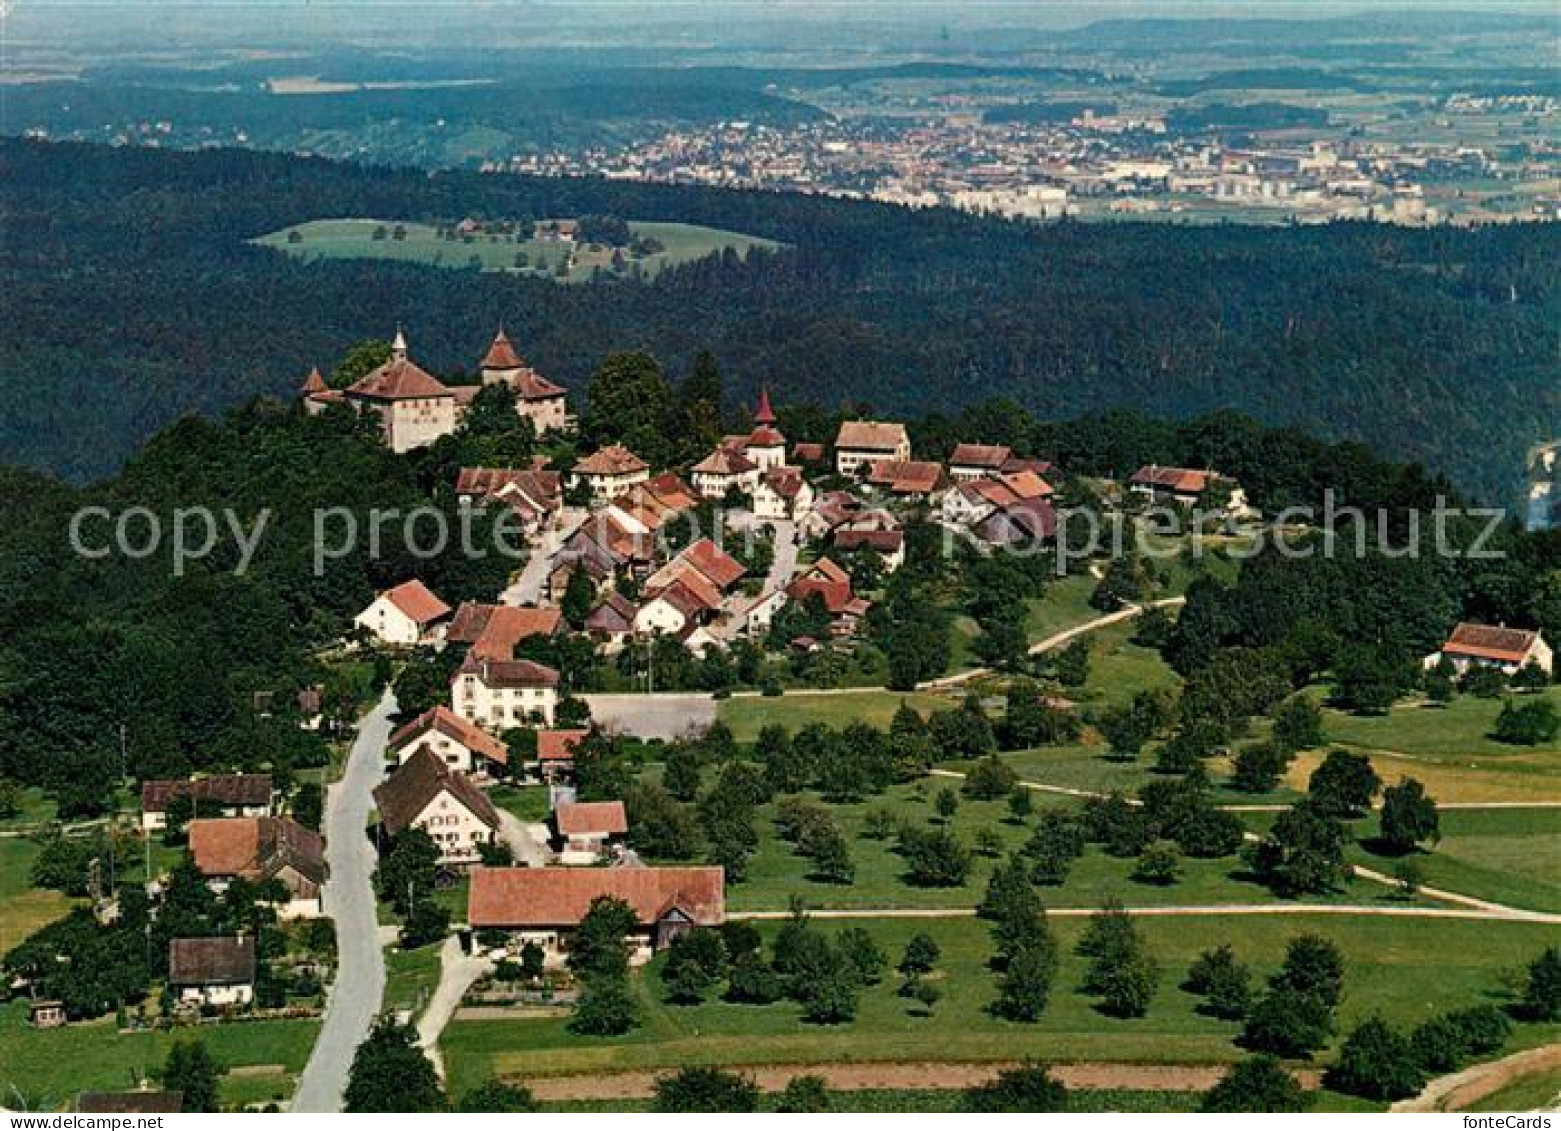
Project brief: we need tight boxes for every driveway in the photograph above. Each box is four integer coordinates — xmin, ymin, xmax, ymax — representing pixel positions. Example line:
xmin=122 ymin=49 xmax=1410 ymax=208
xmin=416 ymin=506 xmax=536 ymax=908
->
xmin=291 ymin=688 xmax=397 ymax=1113
xmin=496 ymin=809 xmax=554 ymax=867
xmin=415 ymin=934 xmax=494 ymax=1082
xmin=500 ymin=507 xmax=585 ymax=607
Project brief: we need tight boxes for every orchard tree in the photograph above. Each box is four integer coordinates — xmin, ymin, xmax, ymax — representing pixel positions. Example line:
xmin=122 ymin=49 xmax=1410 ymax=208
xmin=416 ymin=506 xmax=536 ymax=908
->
xmin=1324 ymin=1017 xmax=1425 ymax=1101
xmin=1200 ymin=1056 xmax=1310 ymax=1113
xmin=1378 ymin=777 xmax=1440 ymax=854
xmin=1307 ymin=750 xmax=1381 ymax=817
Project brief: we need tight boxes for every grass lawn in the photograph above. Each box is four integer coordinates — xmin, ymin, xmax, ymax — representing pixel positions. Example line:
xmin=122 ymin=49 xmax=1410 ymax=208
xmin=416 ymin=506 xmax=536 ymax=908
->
xmin=0 ymin=787 xmax=58 ymax=831
xmin=0 ymin=838 xmax=73 ymax=953
xmin=440 ymin=913 xmax=1559 ymax=1094
xmin=490 ymin=783 xmax=552 ymax=824
xmin=1024 ymin=575 xmax=1099 ymax=644
xmin=987 ymin=745 xmax=1302 ymax=808
xmin=0 ymin=1000 xmax=319 ymax=1112
xmin=718 ymin=691 xmax=954 ymax=745
xmin=1072 ymin=623 xmax=1182 ymax=707
xmin=1320 ymin=688 xmax=1561 ymax=764
xmin=384 ymin=942 xmax=444 ymax=1016
xmin=1344 ymin=807 xmax=1561 ymax=914
xmin=255 ymin=219 xmax=780 ymax=284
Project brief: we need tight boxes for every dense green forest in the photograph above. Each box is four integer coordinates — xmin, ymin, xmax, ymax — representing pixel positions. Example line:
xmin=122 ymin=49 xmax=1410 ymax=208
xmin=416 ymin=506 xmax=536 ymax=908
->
xmin=2 ymin=137 xmax=1557 ymax=503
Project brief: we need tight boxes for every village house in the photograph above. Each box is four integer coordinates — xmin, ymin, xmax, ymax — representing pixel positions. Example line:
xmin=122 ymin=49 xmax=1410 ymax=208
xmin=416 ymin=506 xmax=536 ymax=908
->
xmin=725 ymin=587 xmax=790 ymax=639
xmin=28 ymin=1000 xmax=66 ymax=1029
xmin=468 ymin=865 xmax=725 ymax=965
xmin=690 ymin=444 xmax=758 ymax=499
xmin=187 ymin=817 xmax=326 ymax=918
xmin=835 ymin=420 xmax=912 ymax=476
xmin=1424 ymin=623 xmax=1554 ymax=678
xmin=453 ymin=655 xmax=562 ymax=729
xmin=388 ymin=704 xmax=510 ymax=778
xmin=1128 ymin=464 xmax=1218 ymax=507
xmin=833 ymin=527 xmax=906 ymax=572
xmin=606 ymin=473 xmax=700 ymax=537
xmin=552 ymin=800 xmax=629 ymax=863
xmin=455 ymin=465 xmax=563 ymax=534
xmin=534 ymin=728 xmax=590 ymax=783
xmin=476 ymin=328 xmax=571 ymax=435
xmin=975 ymin=496 xmax=1059 ymax=548
xmin=947 ymin=443 xmax=1013 ymax=481
xmin=583 ymin=591 xmax=637 ymax=652
xmin=571 ymin=444 xmax=650 ymax=502
xmin=800 ymin=490 xmax=866 ymax=541
xmin=373 ymin=747 xmax=502 ymax=866
xmin=635 ymin=538 xmax=746 ymax=639
xmin=792 ymin=442 xmax=826 ymax=467
xmin=354 ymin=579 xmax=451 ymax=646
xmin=168 ymin=936 xmax=256 ymax=1009
xmin=753 ymin=465 xmax=814 ymax=522
xmin=447 ymin=602 xmax=564 ymax=660
xmin=140 ymin=774 xmax=272 ymax=832
xmin=867 ymin=458 xmax=947 ymax=501
xmin=787 ymin=557 xmax=873 ymax=636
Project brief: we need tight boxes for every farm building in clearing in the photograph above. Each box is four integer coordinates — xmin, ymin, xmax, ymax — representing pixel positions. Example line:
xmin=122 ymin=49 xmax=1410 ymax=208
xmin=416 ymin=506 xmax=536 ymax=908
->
xmin=468 ymin=865 xmax=724 ymax=965
xmin=1424 ymin=623 xmax=1553 ymax=677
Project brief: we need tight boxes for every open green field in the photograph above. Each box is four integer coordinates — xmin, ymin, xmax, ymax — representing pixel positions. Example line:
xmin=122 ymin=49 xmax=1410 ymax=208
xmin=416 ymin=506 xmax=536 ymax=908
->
xmin=0 ymin=1000 xmax=319 ymax=1112
xmin=987 ymin=744 xmax=1303 ymax=808
xmin=490 ymin=783 xmax=552 ymax=823
xmin=0 ymin=838 xmax=73 ymax=953
xmin=1346 ymin=807 xmax=1561 ymax=915
xmin=385 ymin=942 xmax=444 ymax=1016
xmin=728 ymin=780 xmax=1421 ymax=914
xmin=255 ymin=219 xmax=781 ymax=284
xmin=718 ymin=691 xmax=955 ymax=745
xmin=440 ymin=913 xmax=1558 ymax=1094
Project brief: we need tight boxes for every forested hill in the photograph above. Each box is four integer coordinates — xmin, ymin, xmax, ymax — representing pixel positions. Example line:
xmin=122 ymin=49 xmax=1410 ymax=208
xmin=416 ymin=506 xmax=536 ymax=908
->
xmin=4 ymin=138 xmax=1557 ymax=504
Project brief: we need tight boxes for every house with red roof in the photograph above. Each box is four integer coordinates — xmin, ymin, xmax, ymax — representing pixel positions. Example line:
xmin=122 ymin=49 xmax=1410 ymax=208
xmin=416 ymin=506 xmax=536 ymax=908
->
xmin=187 ymin=817 xmax=325 ymax=918
xmin=571 ymin=444 xmax=650 ymax=502
xmin=469 ymin=865 xmax=725 ymax=964
xmin=835 ymin=420 xmax=911 ymax=476
xmin=389 ymin=704 xmax=510 ymax=777
xmin=447 ymin=603 xmax=564 ymax=661
xmin=552 ymin=800 xmax=630 ymax=863
xmin=533 ymin=728 xmax=590 ymax=783
xmin=354 ymin=579 xmax=452 ymax=646
xmin=1424 ymin=623 xmax=1553 ymax=678
xmin=452 ymin=654 xmax=562 ymax=730
xmin=476 ymin=328 xmax=571 ymax=435
xmin=787 ymin=557 xmax=872 ymax=636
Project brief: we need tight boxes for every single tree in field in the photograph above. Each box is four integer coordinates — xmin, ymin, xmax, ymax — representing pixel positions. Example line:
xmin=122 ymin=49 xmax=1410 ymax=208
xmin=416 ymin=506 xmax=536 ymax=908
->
xmin=1306 ymin=749 xmax=1381 ymax=817
xmin=1378 ymin=777 xmax=1439 ymax=854
xmin=1522 ymin=947 xmax=1561 ymax=1021
xmin=344 ymin=1018 xmax=446 ymax=1112
xmin=1324 ymin=1017 xmax=1426 ymax=1101
xmin=653 ymin=1067 xmax=760 ymax=1113
xmin=1200 ymin=1056 xmax=1310 ymax=1112
xmin=160 ymin=1039 xmax=225 ymax=1113
xmin=899 ymin=931 xmax=941 ymax=977
xmin=963 ymin=1062 xmax=1069 ymax=1112
xmin=457 ymin=1078 xmax=537 ymax=1112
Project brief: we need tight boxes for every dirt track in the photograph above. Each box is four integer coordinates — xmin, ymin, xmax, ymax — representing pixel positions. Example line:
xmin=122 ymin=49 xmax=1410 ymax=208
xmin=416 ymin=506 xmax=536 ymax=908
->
xmin=1392 ymin=1044 xmax=1561 ymax=1113
xmin=522 ymin=1060 xmax=1323 ymax=1101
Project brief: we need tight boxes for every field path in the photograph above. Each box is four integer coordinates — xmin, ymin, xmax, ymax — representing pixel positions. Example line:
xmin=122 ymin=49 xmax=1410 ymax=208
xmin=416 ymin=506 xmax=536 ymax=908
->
xmin=522 ymin=1059 xmax=1320 ymax=1101
xmin=731 ymin=903 xmax=1561 ymax=924
xmin=1392 ymin=1044 xmax=1561 ymax=1112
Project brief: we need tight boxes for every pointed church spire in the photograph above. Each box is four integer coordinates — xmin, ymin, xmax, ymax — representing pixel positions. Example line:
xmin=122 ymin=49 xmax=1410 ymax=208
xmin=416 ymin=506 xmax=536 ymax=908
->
xmin=754 ymin=385 xmax=776 ymax=426
xmin=391 ymin=326 xmax=409 ymax=360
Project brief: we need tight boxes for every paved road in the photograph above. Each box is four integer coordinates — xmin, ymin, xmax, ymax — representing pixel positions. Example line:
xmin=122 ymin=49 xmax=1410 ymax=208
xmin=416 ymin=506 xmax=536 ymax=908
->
xmin=496 ymin=809 xmax=554 ymax=866
xmin=291 ymin=689 xmax=397 ymax=1113
xmin=500 ymin=508 xmax=585 ymax=607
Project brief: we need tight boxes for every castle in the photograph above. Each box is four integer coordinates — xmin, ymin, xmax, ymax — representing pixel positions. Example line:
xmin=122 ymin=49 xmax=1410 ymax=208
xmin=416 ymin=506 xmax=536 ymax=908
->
xmin=301 ymin=328 xmax=570 ymax=453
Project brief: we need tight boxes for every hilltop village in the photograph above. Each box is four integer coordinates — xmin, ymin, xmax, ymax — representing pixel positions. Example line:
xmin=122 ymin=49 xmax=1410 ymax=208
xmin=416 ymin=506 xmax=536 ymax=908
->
xmin=2 ymin=326 xmax=1557 ymax=1115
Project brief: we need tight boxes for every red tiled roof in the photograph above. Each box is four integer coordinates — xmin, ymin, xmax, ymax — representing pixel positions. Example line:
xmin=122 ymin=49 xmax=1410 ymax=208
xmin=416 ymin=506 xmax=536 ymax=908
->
xmin=1130 ymin=465 xmax=1212 ymax=495
xmin=77 ymin=1093 xmax=184 ymax=1114
xmin=141 ymin=774 xmax=271 ymax=815
xmin=470 ymin=605 xmax=565 ymax=660
xmin=1000 ymin=469 xmax=1054 ymax=500
xmin=836 ymin=420 xmax=910 ymax=453
xmin=1443 ymin=622 xmax=1543 ymax=664
xmin=555 ymin=800 xmax=629 ymax=836
xmin=868 ymin=459 xmax=944 ymax=495
xmin=373 ymin=747 xmax=500 ymax=837
xmin=788 ymin=557 xmax=855 ymax=615
xmin=468 ymin=866 xmax=725 ymax=928
xmin=382 ymin=580 xmax=451 ymax=625
xmin=747 ymin=425 xmax=786 ymax=448
xmin=692 ymin=447 xmax=756 ymax=476
xmin=949 ymin=443 xmax=1011 ymax=469
xmin=389 ymin=704 xmax=508 ymax=766
xmin=480 ymin=329 xmax=526 ymax=370
xmin=584 ymin=593 xmax=637 ymax=635
xmin=753 ymin=386 xmax=777 ymax=426
xmin=537 ymin=728 xmax=589 ymax=763
xmin=792 ymin=443 xmax=825 ymax=464
xmin=679 ymin=538 xmax=746 ymax=589
xmin=300 ymin=367 xmax=328 ymax=395
xmin=188 ymin=817 xmax=325 ymax=887
xmin=347 ymin=356 xmax=452 ymax=401
xmin=575 ymin=444 xmax=648 ymax=477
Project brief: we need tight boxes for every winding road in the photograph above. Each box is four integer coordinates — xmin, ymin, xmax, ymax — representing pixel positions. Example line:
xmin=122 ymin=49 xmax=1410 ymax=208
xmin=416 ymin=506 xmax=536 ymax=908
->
xmin=291 ymin=688 xmax=396 ymax=1113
